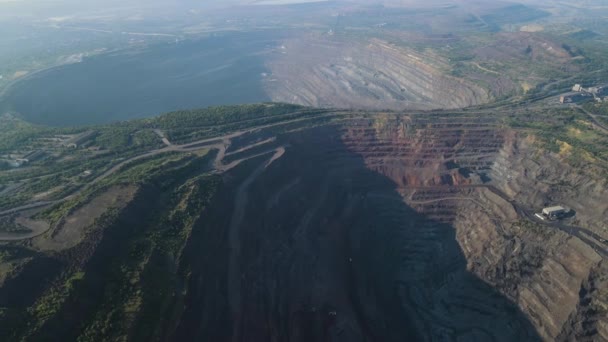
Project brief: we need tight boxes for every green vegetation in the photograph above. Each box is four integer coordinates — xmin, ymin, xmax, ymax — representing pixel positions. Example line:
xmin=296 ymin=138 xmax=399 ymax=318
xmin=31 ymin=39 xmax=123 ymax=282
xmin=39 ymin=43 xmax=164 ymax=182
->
xmin=0 ymin=216 xmax=31 ymax=233
xmin=0 ymin=114 xmax=51 ymax=153
xmin=150 ymin=103 xmax=331 ymax=144
xmin=0 ymin=194 xmax=31 ymax=213
xmin=584 ymin=102 xmax=608 ymax=116
xmin=0 ymin=74 xmax=606 ymax=340
xmin=2 ymin=2 xmax=608 ymax=340
xmin=3 ymin=147 xmax=221 ymax=340
xmin=28 ymin=283 xmax=71 ymax=327
xmin=92 ymin=124 xmax=163 ymax=152
xmin=75 ymin=166 xmax=220 ymax=341
xmin=507 ymin=107 xmax=608 ymax=181
xmin=22 ymin=270 xmax=87 ymax=336
xmin=583 ymin=102 xmax=608 ymax=126
xmin=0 ymin=104 xmax=272 ymax=209
xmin=152 ymin=103 xmax=303 ymax=129
xmin=101 ymin=152 xmax=196 ymax=186
xmin=33 ymin=150 xmax=207 ymax=227
xmin=0 ymin=249 xmax=16 ymax=263
xmin=65 ymin=272 xmax=85 ymax=291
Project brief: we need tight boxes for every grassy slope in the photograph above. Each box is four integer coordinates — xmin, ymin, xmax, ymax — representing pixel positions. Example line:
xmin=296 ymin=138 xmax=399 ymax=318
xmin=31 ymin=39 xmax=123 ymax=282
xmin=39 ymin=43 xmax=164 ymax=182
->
xmin=0 ymin=103 xmax=333 ymax=340
xmin=2 ymin=150 xmax=221 ymax=340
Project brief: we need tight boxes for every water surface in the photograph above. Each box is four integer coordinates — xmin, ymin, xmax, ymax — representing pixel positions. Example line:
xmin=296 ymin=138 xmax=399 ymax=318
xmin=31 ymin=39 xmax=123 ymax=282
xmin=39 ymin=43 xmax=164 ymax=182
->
xmin=2 ymin=32 xmax=276 ymax=126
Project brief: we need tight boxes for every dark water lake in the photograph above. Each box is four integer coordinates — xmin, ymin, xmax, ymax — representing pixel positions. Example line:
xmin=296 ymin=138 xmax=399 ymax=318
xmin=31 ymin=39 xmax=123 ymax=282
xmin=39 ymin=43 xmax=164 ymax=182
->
xmin=1 ymin=32 xmax=277 ymax=126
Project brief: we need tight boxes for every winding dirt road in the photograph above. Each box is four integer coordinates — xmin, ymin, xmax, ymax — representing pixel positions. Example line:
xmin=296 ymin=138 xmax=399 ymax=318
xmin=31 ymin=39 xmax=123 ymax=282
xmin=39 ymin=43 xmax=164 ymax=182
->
xmin=2 ymin=110 xmax=606 ymax=260
xmin=577 ymin=105 xmax=608 ymax=134
xmin=403 ymin=185 xmax=608 ymax=258
xmin=0 ymin=115 xmax=304 ymax=241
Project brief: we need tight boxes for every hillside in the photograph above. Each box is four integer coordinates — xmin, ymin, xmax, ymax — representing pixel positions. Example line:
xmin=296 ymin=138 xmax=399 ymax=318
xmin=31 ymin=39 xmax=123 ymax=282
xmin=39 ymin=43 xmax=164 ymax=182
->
xmin=1 ymin=102 xmax=607 ymax=341
xmin=2 ymin=1 xmax=608 ymax=340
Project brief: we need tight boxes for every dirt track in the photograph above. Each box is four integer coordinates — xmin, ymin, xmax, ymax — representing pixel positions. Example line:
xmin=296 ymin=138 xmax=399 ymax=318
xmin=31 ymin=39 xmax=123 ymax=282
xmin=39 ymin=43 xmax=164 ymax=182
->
xmin=402 ymin=185 xmax=608 ymax=257
xmin=0 ymin=117 xmax=297 ymax=241
xmin=2 ymin=108 xmax=607 ymax=340
xmin=577 ymin=105 xmax=608 ymax=133
xmin=3 ymin=109 xmax=606 ymax=260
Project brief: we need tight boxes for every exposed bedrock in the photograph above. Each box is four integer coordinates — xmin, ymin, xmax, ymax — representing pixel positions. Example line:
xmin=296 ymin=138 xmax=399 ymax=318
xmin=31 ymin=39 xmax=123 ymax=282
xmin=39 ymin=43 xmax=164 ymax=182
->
xmin=264 ymin=36 xmax=490 ymax=111
xmin=4 ymin=114 xmax=605 ymax=341
xmin=486 ymin=134 xmax=608 ymax=340
xmin=491 ymin=134 xmax=608 ymax=236
xmin=174 ymin=123 xmax=539 ymax=341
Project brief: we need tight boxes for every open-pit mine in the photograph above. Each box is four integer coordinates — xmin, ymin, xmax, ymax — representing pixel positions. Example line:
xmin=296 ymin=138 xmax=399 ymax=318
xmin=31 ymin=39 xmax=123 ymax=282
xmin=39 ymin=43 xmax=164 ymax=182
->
xmin=1 ymin=0 xmax=608 ymax=340
xmin=264 ymin=36 xmax=490 ymax=110
xmin=1 ymin=106 xmax=606 ymax=341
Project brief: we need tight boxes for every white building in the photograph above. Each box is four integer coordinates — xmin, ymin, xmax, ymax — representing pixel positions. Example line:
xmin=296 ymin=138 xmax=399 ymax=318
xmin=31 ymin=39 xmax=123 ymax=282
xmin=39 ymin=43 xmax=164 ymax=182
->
xmin=542 ymin=206 xmax=566 ymax=220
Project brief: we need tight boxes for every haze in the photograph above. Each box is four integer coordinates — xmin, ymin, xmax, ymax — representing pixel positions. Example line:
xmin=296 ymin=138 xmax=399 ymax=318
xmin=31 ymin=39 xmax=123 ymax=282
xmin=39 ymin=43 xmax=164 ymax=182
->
xmin=1 ymin=0 xmax=608 ymax=340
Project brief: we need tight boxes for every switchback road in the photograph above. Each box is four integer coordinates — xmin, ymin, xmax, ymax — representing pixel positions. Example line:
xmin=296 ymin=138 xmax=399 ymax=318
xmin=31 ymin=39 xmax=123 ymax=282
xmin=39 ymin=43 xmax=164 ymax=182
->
xmin=403 ymin=185 xmax=607 ymax=258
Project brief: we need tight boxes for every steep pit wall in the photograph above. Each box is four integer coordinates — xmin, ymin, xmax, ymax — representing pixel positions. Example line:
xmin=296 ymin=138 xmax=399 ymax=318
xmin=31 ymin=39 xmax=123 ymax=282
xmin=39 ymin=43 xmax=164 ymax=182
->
xmin=175 ymin=122 xmax=538 ymax=341
xmin=338 ymin=114 xmax=504 ymax=187
xmin=487 ymin=133 xmax=608 ymax=340
xmin=343 ymin=116 xmax=607 ymax=341
xmin=265 ymin=36 xmax=490 ymax=111
xmin=3 ymin=112 xmax=605 ymax=341
xmin=491 ymin=134 xmax=608 ymax=235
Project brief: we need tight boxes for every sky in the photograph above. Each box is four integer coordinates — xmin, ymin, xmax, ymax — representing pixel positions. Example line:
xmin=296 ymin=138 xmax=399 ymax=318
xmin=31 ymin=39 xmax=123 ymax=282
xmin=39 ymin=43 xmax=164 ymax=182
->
xmin=0 ymin=0 xmax=336 ymax=21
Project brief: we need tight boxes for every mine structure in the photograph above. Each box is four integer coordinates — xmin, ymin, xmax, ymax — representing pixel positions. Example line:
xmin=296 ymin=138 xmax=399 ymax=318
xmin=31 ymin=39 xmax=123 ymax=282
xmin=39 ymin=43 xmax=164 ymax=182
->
xmin=540 ymin=205 xmax=567 ymax=221
xmin=15 ymin=150 xmax=45 ymax=164
xmin=562 ymin=83 xmax=608 ymax=104
xmin=61 ymin=130 xmax=97 ymax=148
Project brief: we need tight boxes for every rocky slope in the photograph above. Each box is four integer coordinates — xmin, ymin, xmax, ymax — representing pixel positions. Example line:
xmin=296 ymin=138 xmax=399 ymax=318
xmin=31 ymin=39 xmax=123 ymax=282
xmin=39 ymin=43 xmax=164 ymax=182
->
xmin=264 ymin=35 xmax=490 ymax=111
xmin=0 ymin=109 xmax=606 ymax=341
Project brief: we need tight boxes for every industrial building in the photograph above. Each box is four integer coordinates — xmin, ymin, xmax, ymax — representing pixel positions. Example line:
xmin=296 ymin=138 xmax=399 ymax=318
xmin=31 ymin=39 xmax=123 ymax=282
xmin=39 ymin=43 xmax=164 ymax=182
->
xmin=542 ymin=206 xmax=566 ymax=220
xmin=19 ymin=150 xmax=45 ymax=163
xmin=564 ymin=84 xmax=607 ymax=104
xmin=62 ymin=130 xmax=97 ymax=148
xmin=587 ymin=86 xmax=605 ymax=95
xmin=560 ymin=93 xmax=592 ymax=104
